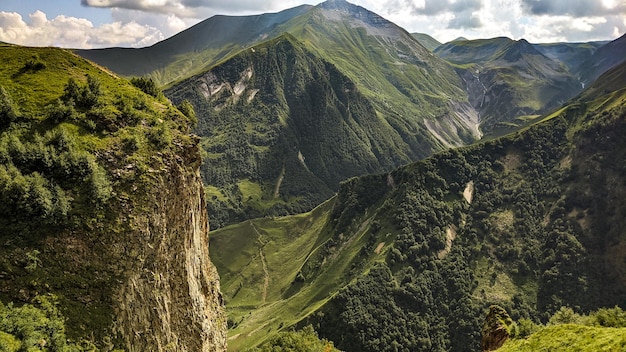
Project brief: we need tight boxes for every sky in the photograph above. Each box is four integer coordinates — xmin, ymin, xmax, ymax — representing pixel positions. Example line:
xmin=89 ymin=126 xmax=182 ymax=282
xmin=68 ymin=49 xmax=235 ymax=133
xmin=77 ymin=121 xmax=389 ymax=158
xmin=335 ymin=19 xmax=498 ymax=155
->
xmin=0 ymin=0 xmax=625 ymax=49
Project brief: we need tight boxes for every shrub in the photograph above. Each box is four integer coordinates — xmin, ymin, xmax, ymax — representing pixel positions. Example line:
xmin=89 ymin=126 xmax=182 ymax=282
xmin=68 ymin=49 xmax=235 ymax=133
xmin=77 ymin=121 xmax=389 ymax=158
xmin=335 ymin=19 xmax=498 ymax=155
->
xmin=0 ymin=86 xmax=18 ymax=128
xmin=131 ymin=77 xmax=161 ymax=97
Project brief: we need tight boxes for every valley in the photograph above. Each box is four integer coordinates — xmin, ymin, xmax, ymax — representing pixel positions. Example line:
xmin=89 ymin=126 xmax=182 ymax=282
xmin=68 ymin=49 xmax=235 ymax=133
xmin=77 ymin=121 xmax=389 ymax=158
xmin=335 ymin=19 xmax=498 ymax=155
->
xmin=1 ymin=0 xmax=626 ymax=351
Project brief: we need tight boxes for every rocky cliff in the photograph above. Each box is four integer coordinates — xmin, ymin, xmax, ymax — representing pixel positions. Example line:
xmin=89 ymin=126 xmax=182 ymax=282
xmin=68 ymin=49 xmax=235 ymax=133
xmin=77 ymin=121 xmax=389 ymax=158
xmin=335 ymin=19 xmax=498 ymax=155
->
xmin=112 ymin=144 xmax=227 ymax=352
xmin=0 ymin=45 xmax=227 ymax=351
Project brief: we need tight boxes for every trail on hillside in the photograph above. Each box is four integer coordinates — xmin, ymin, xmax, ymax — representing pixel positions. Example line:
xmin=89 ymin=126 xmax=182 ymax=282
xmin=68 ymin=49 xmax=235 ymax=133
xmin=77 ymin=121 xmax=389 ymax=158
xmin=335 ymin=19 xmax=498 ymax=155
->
xmin=437 ymin=226 xmax=457 ymax=259
xmin=273 ymin=165 xmax=286 ymax=199
xmin=250 ymin=221 xmax=270 ymax=303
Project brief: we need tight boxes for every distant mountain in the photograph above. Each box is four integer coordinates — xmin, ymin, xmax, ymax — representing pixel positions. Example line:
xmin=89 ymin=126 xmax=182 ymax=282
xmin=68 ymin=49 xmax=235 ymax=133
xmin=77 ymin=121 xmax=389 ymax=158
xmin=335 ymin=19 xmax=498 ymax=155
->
xmin=211 ymin=60 xmax=626 ymax=351
xmin=75 ymin=5 xmax=312 ymax=85
xmin=166 ymin=0 xmax=481 ymax=227
xmin=435 ymin=37 xmax=581 ymax=134
xmin=411 ymin=33 xmax=442 ymax=51
xmin=533 ymin=41 xmax=606 ymax=73
xmin=577 ymin=33 xmax=626 ymax=85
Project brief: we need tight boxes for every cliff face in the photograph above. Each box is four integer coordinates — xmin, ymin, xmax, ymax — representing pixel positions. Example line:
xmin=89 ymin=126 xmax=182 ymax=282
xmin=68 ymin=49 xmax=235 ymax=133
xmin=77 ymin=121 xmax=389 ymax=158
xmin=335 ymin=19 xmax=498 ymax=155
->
xmin=0 ymin=45 xmax=227 ymax=351
xmin=113 ymin=143 xmax=227 ymax=352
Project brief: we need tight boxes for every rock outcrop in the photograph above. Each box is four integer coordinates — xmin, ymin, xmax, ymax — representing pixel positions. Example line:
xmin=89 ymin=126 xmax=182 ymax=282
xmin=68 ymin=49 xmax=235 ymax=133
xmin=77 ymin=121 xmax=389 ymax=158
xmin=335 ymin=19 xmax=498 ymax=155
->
xmin=481 ymin=305 xmax=513 ymax=351
xmin=113 ymin=144 xmax=227 ymax=352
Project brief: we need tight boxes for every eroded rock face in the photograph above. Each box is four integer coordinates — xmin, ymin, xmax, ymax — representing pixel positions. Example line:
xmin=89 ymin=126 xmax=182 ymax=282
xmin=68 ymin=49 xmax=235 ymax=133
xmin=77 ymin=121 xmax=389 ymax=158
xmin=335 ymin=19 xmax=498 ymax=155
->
xmin=113 ymin=144 xmax=227 ymax=352
xmin=481 ymin=305 xmax=513 ymax=351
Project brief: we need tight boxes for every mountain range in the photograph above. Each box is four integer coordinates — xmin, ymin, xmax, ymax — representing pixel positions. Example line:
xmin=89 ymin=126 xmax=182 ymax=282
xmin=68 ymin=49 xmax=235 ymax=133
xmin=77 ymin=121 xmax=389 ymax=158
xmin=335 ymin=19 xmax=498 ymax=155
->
xmin=76 ymin=0 xmax=626 ymax=229
xmin=1 ymin=0 xmax=626 ymax=350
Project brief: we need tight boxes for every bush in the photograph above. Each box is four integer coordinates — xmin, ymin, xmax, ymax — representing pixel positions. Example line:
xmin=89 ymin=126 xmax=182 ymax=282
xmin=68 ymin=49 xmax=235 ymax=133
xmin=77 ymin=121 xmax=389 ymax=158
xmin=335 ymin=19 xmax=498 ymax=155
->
xmin=589 ymin=306 xmax=626 ymax=328
xmin=62 ymin=76 xmax=102 ymax=110
xmin=177 ymin=99 xmax=197 ymax=126
xmin=131 ymin=77 xmax=161 ymax=98
xmin=0 ymin=86 xmax=18 ymax=128
xmin=548 ymin=307 xmax=584 ymax=325
xmin=514 ymin=318 xmax=541 ymax=338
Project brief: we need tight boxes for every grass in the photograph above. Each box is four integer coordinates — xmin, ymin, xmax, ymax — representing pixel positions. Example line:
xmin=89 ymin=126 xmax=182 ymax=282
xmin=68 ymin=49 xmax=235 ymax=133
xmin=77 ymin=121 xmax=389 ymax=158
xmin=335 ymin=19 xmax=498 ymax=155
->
xmin=500 ymin=325 xmax=626 ymax=351
xmin=209 ymin=195 xmax=393 ymax=351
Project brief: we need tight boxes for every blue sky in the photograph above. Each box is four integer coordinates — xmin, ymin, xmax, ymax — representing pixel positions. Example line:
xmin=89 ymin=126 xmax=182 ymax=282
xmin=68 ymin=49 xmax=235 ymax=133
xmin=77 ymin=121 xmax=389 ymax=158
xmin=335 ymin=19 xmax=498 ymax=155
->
xmin=2 ymin=0 xmax=111 ymax=25
xmin=1 ymin=0 xmax=625 ymax=49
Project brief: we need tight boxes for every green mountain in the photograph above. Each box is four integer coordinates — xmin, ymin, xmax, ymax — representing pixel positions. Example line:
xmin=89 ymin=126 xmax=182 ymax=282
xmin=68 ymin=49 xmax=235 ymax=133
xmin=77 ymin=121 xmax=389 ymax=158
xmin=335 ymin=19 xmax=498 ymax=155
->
xmin=435 ymin=37 xmax=581 ymax=134
xmin=577 ymin=33 xmax=626 ymax=86
xmin=411 ymin=33 xmax=442 ymax=51
xmin=210 ymin=60 xmax=626 ymax=350
xmin=167 ymin=34 xmax=409 ymax=227
xmin=75 ymin=5 xmax=312 ymax=85
xmin=0 ymin=45 xmax=226 ymax=351
xmin=165 ymin=0 xmax=481 ymax=227
xmin=533 ymin=41 xmax=606 ymax=73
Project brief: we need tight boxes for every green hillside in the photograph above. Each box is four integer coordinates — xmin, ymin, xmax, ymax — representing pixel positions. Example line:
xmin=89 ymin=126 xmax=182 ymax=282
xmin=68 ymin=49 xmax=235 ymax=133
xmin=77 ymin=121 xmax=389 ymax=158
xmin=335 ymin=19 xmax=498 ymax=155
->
xmin=495 ymin=306 xmax=626 ymax=351
xmin=411 ymin=32 xmax=442 ymax=51
xmin=167 ymin=34 xmax=419 ymax=227
xmin=210 ymin=61 xmax=626 ymax=350
xmin=0 ymin=45 xmax=225 ymax=350
xmin=500 ymin=325 xmax=626 ymax=351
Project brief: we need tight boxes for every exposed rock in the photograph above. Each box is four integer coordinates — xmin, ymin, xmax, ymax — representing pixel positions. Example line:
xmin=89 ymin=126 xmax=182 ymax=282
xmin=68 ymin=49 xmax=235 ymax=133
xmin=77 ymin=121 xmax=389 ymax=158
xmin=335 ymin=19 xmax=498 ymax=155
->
xmin=113 ymin=146 xmax=228 ymax=352
xmin=481 ymin=305 xmax=513 ymax=351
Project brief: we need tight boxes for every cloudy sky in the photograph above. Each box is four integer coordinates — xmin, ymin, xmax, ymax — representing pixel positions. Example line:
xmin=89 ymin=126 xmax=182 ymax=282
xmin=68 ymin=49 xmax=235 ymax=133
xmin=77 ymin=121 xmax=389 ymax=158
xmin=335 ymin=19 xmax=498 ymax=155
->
xmin=1 ymin=0 xmax=625 ymax=49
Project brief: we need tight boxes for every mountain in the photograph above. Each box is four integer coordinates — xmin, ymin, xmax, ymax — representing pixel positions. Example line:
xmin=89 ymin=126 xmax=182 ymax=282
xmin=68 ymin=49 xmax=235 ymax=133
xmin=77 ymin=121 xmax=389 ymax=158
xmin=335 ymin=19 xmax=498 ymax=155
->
xmin=577 ymin=33 xmax=626 ymax=86
xmin=435 ymin=37 xmax=581 ymax=134
xmin=165 ymin=0 xmax=481 ymax=227
xmin=411 ymin=32 xmax=442 ymax=51
xmin=533 ymin=41 xmax=606 ymax=73
xmin=167 ymin=34 xmax=400 ymax=227
xmin=0 ymin=45 xmax=226 ymax=350
xmin=210 ymin=60 xmax=626 ymax=350
xmin=75 ymin=5 xmax=312 ymax=85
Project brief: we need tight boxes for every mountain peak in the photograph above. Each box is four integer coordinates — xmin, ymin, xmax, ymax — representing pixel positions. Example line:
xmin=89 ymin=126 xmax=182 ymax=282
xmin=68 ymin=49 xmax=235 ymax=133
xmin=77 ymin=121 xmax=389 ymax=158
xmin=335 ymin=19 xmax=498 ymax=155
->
xmin=500 ymin=38 xmax=543 ymax=61
xmin=316 ymin=0 xmax=396 ymax=30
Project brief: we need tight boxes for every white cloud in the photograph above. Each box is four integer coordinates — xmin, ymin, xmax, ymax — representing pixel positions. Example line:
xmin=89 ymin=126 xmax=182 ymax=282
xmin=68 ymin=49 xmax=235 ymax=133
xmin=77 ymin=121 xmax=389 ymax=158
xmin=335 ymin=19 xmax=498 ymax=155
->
xmin=0 ymin=10 xmax=164 ymax=48
xmin=2 ymin=1 xmax=624 ymax=49
xmin=81 ymin=0 xmax=307 ymax=18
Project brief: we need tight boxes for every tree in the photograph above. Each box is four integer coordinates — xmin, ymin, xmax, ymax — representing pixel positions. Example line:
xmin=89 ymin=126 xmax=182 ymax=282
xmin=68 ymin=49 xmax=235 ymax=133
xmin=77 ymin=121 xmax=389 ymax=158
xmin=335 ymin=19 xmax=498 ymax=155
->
xmin=0 ymin=86 xmax=18 ymax=128
xmin=131 ymin=77 xmax=160 ymax=97
xmin=177 ymin=99 xmax=197 ymax=126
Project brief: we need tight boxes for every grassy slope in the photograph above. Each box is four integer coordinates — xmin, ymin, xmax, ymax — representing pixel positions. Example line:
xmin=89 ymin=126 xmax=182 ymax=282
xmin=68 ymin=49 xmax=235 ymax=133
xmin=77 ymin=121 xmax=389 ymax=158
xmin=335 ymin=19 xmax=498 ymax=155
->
xmin=210 ymin=191 xmax=395 ymax=350
xmin=210 ymin=62 xmax=626 ymax=351
xmin=411 ymin=33 xmax=442 ymax=51
xmin=499 ymin=325 xmax=626 ymax=351
xmin=0 ymin=45 xmax=195 ymax=347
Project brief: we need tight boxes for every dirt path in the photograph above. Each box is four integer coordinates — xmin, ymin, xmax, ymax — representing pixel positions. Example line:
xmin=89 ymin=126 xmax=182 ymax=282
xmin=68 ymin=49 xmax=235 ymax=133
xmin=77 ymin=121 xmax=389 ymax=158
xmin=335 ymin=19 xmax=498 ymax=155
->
xmin=273 ymin=165 xmax=285 ymax=199
xmin=437 ymin=226 xmax=457 ymax=259
xmin=249 ymin=221 xmax=269 ymax=303
xmin=463 ymin=181 xmax=474 ymax=204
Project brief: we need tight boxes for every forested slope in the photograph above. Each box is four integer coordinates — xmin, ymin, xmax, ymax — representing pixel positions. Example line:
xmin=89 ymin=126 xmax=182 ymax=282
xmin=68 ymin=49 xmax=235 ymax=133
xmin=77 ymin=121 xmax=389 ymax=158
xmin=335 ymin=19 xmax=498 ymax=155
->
xmin=211 ymin=61 xmax=626 ymax=351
